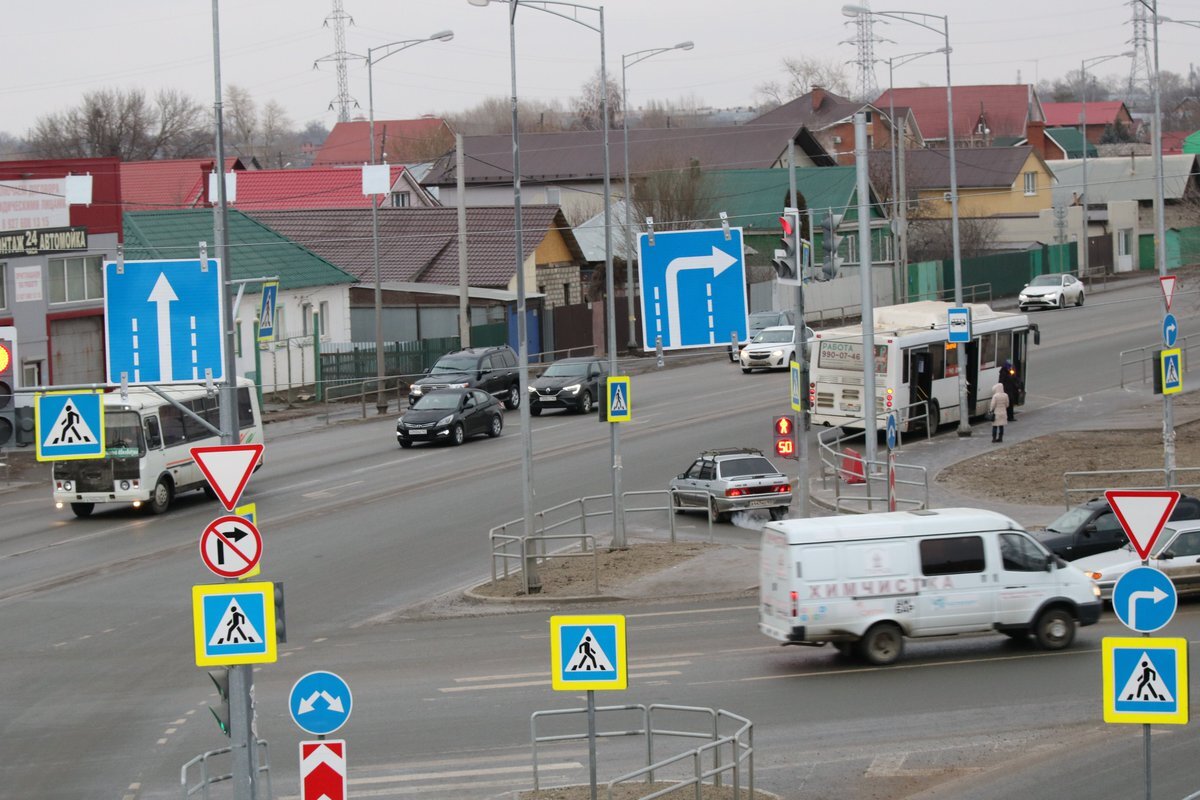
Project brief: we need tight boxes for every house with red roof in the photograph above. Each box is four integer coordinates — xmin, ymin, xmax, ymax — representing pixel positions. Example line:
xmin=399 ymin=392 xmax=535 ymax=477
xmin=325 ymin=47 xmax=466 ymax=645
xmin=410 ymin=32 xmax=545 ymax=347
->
xmin=312 ymin=118 xmax=455 ymax=167
xmin=1042 ymin=101 xmax=1135 ymax=144
xmin=874 ymin=84 xmax=1045 ymax=149
xmin=120 ymin=157 xmax=247 ymax=211
xmin=221 ymin=166 xmax=436 ymax=211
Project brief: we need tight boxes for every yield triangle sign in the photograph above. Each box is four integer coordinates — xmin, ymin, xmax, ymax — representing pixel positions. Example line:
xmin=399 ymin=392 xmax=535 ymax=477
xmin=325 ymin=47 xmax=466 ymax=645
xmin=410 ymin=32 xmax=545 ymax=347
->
xmin=1161 ymin=275 xmax=1177 ymax=311
xmin=191 ymin=444 xmax=264 ymax=510
xmin=1106 ymin=489 xmax=1180 ymax=560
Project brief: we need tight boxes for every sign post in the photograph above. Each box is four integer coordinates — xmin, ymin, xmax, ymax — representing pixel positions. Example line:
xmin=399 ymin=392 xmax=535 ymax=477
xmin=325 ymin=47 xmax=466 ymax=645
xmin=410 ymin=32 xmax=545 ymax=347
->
xmin=886 ymin=412 xmax=898 ymax=512
xmin=551 ymin=615 xmax=627 ymax=800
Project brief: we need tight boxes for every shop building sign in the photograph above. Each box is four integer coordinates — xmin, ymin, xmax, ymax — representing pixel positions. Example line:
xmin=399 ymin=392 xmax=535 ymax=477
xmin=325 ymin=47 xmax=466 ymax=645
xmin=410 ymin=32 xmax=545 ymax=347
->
xmin=0 ymin=226 xmax=88 ymax=256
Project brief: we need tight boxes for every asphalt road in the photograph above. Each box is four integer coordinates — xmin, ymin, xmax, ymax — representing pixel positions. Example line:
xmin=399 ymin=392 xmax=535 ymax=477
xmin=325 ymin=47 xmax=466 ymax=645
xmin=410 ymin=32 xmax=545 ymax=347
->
xmin=0 ymin=276 xmax=1187 ymax=800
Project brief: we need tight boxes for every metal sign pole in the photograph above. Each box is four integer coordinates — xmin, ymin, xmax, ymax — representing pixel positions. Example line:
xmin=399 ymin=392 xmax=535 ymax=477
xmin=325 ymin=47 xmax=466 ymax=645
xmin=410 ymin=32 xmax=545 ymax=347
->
xmin=586 ymin=690 xmax=598 ymax=800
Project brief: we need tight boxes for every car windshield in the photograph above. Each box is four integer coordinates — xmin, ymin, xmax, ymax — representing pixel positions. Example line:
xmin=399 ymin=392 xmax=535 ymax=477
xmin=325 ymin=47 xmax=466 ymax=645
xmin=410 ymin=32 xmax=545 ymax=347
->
xmin=430 ymin=356 xmax=477 ymax=373
xmin=752 ymin=330 xmax=793 ymax=344
xmin=105 ymin=411 xmax=145 ymax=458
xmin=411 ymin=393 xmax=462 ymax=411
xmin=543 ymin=362 xmax=589 ymax=378
xmin=1028 ymin=274 xmax=1061 ymax=287
xmin=749 ymin=313 xmax=782 ymax=331
xmin=1045 ymin=506 xmax=1094 ymax=533
xmin=719 ymin=457 xmax=779 ymax=478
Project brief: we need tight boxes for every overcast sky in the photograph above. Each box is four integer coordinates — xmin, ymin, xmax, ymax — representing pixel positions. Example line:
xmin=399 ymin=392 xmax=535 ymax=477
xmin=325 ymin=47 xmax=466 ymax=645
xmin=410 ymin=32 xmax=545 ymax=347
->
xmin=4 ymin=0 xmax=1200 ymax=139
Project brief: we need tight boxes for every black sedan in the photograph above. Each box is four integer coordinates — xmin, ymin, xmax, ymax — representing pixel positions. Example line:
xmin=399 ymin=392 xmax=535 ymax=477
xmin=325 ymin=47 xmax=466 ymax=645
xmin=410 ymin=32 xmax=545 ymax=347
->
xmin=1031 ymin=494 xmax=1200 ymax=560
xmin=528 ymin=356 xmax=606 ymax=416
xmin=396 ymin=388 xmax=503 ymax=447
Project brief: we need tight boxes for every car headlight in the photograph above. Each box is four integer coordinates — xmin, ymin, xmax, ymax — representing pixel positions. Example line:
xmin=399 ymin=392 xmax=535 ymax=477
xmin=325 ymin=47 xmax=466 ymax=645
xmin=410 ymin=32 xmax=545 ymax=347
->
xmin=436 ymin=414 xmax=454 ymax=426
xmin=563 ymin=383 xmax=581 ymax=394
xmin=1093 ymin=585 xmax=1102 ymax=598
xmin=528 ymin=385 xmax=539 ymax=394
xmin=411 ymin=385 xmax=424 ymax=395
xmin=771 ymin=349 xmax=784 ymax=358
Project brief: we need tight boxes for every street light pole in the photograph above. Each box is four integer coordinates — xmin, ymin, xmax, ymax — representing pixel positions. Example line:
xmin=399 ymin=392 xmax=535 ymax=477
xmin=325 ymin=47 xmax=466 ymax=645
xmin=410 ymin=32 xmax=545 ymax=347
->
xmin=621 ymin=41 xmax=694 ymax=351
xmin=364 ymin=31 xmax=454 ymax=415
xmin=844 ymin=6 xmax=969 ymax=435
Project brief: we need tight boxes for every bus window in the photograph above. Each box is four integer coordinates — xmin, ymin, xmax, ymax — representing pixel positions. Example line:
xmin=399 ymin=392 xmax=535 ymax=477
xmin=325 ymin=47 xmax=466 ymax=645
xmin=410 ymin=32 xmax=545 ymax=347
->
xmin=979 ymin=333 xmax=996 ymax=369
xmin=144 ymin=415 xmax=163 ymax=450
xmin=105 ymin=411 xmax=146 ymax=458
xmin=237 ymin=388 xmax=255 ymax=430
xmin=159 ymin=404 xmax=187 ymax=446
xmin=996 ymin=333 xmax=1013 ymax=366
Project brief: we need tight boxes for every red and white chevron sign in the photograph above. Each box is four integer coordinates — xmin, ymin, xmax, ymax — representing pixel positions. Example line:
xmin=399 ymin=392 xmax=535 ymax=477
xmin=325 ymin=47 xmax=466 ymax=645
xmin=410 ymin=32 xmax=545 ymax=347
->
xmin=300 ymin=739 xmax=346 ymax=800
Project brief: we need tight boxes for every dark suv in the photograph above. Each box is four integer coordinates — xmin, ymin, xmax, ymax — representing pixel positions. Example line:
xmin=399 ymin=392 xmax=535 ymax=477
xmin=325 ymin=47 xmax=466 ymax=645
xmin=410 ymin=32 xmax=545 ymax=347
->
xmin=1031 ymin=494 xmax=1200 ymax=560
xmin=408 ymin=345 xmax=521 ymax=410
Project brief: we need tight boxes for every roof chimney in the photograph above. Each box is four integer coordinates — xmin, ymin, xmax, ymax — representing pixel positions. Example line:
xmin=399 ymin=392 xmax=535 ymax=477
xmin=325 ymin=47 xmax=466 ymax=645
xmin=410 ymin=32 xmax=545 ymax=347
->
xmin=811 ymin=85 xmax=826 ymax=112
xmin=1026 ymin=120 xmax=1046 ymax=159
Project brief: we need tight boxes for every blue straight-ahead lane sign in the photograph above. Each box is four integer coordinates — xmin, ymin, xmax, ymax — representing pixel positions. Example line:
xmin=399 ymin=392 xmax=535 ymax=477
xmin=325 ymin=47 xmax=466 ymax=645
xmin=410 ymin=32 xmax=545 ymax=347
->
xmin=104 ymin=259 xmax=226 ymax=385
xmin=637 ymin=227 xmax=747 ymax=351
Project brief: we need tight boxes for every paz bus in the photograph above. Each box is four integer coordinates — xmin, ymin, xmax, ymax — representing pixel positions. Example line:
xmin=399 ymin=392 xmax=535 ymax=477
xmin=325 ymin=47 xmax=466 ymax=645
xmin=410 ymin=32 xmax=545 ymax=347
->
xmin=52 ymin=379 xmax=263 ymax=517
xmin=807 ymin=301 xmax=1038 ymax=433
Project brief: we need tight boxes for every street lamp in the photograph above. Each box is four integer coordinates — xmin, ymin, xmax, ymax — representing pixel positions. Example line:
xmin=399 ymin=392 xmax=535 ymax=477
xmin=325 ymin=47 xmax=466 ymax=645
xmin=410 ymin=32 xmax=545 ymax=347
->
xmin=471 ymin=0 xmax=626 ymax=579
xmin=884 ymin=48 xmax=945 ymax=304
xmin=843 ymin=5 xmax=971 ymax=436
xmin=364 ymin=30 xmax=454 ymax=415
xmin=1078 ymin=52 xmax=1132 ymax=286
xmin=621 ymin=40 xmax=694 ymax=350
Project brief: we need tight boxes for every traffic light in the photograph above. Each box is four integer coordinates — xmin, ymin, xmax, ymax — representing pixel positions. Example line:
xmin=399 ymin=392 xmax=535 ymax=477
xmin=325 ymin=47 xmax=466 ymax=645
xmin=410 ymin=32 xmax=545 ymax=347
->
xmin=208 ymin=669 xmax=231 ymax=737
xmin=772 ymin=207 xmax=802 ymax=282
xmin=0 ymin=332 xmax=15 ymax=449
xmin=820 ymin=212 xmax=845 ymax=280
xmin=773 ymin=415 xmax=797 ymax=460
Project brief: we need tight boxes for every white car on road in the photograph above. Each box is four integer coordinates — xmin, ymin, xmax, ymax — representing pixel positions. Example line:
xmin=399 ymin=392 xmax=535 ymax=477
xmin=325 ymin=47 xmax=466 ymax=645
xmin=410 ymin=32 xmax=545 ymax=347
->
xmin=1018 ymin=273 xmax=1085 ymax=311
xmin=739 ymin=325 xmax=813 ymax=373
xmin=1074 ymin=520 xmax=1200 ymax=600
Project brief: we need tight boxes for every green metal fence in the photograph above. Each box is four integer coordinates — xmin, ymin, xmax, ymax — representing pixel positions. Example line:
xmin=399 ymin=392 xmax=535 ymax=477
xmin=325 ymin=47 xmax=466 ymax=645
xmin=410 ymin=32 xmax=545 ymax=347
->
xmin=908 ymin=243 xmax=1078 ymax=301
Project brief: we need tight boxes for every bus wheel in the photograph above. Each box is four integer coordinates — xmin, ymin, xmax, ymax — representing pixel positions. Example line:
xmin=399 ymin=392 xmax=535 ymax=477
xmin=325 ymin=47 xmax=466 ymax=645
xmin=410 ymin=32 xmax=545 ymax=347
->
xmin=147 ymin=478 xmax=173 ymax=515
xmin=926 ymin=399 xmax=940 ymax=432
xmin=856 ymin=622 xmax=904 ymax=665
xmin=70 ymin=502 xmax=95 ymax=518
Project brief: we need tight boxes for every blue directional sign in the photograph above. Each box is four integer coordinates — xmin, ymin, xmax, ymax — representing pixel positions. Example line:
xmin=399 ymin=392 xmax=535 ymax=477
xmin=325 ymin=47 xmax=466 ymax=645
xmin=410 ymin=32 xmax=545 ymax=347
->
xmin=34 ymin=391 xmax=105 ymax=461
xmin=637 ymin=227 xmax=747 ymax=351
xmin=1103 ymin=637 xmax=1189 ymax=724
xmin=886 ymin=412 xmax=898 ymax=451
xmin=258 ymin=281 xmax=279 ymax=342
xmin=1163 ymin=313 xmax=1179 ymax=348
xmin=289 ymin=670 xmax=353 ymax=735
xmin=1161 ymin=347 xmax=1183 ymax=395
xmin=550 ymin=614 xmax=627 ymax=691
xmin=1113 ymin=566 xmax=1177 ymax=633
xmin=191 ymin=582 xmax=277 ymax=667
xmin=947 ymin=306 xmax=971 ymax=343
xmin=104 ymin=259 xmax=225 ymax=385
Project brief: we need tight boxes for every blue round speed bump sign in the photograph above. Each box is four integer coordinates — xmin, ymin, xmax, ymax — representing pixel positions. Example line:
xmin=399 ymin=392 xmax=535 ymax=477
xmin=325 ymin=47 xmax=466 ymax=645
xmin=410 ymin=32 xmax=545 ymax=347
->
xmin=1113 ymin=566 xmax=1177 ymax=633
xmin=289 ymin=670 xmax=353 ymax=735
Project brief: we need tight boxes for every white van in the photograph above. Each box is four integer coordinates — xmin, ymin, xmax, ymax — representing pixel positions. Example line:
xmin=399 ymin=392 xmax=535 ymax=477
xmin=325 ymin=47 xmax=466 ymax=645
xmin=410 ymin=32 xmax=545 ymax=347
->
xmin=759 ymin=508 xmax=1102 ymax=665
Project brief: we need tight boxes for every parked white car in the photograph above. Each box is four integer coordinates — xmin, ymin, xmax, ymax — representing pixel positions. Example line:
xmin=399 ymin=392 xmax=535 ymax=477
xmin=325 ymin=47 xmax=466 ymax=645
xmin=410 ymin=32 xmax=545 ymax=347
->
xmin=1018 ymin=273 xmax=1085 ymax=311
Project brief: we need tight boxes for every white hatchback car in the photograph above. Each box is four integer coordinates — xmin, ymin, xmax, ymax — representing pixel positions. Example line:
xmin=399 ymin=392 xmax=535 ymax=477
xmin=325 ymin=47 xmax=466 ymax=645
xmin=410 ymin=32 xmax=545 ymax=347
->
xmin=1018 ymin=273 xmax=1085 ymax=311
xmin=739 ymin=325 xmax=813 ymax=373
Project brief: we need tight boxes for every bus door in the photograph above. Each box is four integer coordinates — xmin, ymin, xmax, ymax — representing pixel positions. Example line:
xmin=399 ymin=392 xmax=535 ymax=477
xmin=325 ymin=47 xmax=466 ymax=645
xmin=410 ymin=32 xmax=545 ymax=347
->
xmin=1012 ymin=331 xmax=1029 ymax=405
xmin=965 ymin=339 xmax=980 ymax=415
xmin=908 ymin=348 xmax=933 ymax=422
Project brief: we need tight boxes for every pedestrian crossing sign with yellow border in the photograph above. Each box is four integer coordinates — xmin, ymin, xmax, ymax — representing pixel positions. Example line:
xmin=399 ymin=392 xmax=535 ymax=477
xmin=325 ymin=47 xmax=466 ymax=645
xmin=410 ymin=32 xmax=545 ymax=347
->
xmin=192 ymin=582 xmax=277 ymax=667
xmin=1102 ymin=636 xmax=1188 ymax=724
xmin=550 ymin=614 xmax=627 ymax=691
xmin=606 ymin=377 xmax=631 ymax=422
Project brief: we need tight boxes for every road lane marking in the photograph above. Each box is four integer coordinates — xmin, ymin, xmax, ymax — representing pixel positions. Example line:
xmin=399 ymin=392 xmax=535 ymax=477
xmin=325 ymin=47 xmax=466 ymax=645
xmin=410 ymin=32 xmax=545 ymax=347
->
xmin=351 ymin=761 xmax=581 ymax=784
xmin=438 ymin=670 xmax=682 ymax=692
xmin=279 ymin=777 xmax=533 ymax=800
xmin=452 ymin=660 xmax=691 ymax=683
xmin=301 ymin=480 xmax=365 ymax=498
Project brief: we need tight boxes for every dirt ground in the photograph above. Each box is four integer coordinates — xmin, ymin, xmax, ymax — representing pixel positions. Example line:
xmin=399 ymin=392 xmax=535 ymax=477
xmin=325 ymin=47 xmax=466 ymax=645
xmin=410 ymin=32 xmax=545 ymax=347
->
xmin=936 ymin=411 xmax=1200 ymax=507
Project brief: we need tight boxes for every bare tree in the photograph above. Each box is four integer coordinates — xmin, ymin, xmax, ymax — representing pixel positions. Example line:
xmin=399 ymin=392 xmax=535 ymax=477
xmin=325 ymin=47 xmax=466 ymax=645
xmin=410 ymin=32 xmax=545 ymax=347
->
xmin=0 ymin=131 xmax=30 ymax=161
xmin=755 ymin=56 xmax=850 ymax=109
xmin=571 ymin=68 xmax=622 ymax=132
xmin=224 ymin=85 xmax=258 ymax=160
xmin=27 ymin=87 xmax=208 ymax=160
xmin=445 ymin=96 xmax=570 ymax=135
xmin=259 ymin=100 xmax=293 ymax=165
xmin=905 ymin=199 xmax=998 ymax=262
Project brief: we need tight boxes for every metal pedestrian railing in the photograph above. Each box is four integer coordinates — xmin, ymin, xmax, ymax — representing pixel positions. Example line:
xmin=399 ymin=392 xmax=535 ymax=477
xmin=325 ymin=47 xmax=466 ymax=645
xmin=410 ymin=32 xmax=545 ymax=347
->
xmin=815 ymin=409 xmax=930 ymax=513
xmin=181 ymin=740 xmax=271 ymax=799
xmin=1062 ymin=468 xmax=1200 ymax=508
xmin=530 ymin=703 xmax=755 ymax=800
xmin=1119 ymin=335 xmax=1196 ymax=387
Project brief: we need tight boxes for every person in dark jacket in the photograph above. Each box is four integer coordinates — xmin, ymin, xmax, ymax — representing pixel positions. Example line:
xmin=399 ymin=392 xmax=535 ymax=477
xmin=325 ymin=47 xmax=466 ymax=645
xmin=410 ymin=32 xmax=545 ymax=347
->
xmin=999 ymin=360 xmax=1019 ymax=421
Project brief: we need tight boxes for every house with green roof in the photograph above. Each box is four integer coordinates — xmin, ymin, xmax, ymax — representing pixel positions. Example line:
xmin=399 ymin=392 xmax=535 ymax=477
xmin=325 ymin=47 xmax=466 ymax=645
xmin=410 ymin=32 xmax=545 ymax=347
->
xmin=125 ymin=209 xmax=357 ymax=393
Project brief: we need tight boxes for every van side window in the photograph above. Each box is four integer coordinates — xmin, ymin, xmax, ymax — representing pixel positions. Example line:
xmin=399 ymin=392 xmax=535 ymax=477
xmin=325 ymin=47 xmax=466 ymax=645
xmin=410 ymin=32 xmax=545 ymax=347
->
xmin=237 ymin=387 xmax=255 ymax=430
xmin=159 ymin=404 xmax=187 ymax=446
xmin=919 ymin=536 xmax=984 ymax=575
xmin=144 ymin=416 xmax=163 ymax=450
xmin=1000 ymin=533 xmax=1046 ymax=572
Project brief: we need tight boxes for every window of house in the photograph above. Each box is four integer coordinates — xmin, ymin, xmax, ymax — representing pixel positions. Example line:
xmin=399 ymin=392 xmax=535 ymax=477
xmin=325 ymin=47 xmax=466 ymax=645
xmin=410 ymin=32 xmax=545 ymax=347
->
xmin=276 ymin=306 xmax=286 ymax=339
xmin=0 ymin=264 xmax=7 ymax=309
xmin=49 ymin=255 xmax=103 ymax=303
xmin=301 ymin=302 xmax=313 ymax=336
xmin=1023 ymin=171 xmax=1037 ymax=196
xmin=1118 ymin=228 xmax=1132 ymax=256
xmin=319 ymin=301 xmax=329 ymax=335
xmin=391 ymin=191 xmax=411 ymax=207
xmin=22 ymin=361 xmax=40 ymax=387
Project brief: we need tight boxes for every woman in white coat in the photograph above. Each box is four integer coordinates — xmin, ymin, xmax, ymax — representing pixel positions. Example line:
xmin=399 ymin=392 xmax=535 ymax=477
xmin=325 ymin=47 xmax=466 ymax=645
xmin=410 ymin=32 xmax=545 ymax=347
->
xmin=989 ymin=382 xmax=1009 ymax=443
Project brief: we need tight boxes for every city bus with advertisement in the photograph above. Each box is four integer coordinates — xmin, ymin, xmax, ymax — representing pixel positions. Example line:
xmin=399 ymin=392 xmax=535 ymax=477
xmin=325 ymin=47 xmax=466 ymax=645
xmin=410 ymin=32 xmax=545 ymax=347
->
xmin=807 ymin=301 xmax=1038 ymax=434
xmin=52 ymin=378 xmax=263 ymax=517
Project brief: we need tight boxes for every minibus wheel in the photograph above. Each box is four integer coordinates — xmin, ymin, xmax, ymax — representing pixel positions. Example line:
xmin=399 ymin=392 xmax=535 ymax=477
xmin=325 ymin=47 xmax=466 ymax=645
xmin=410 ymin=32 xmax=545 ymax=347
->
xmin=1034 ymin=608 xmax=1075 ymax=650
xmin=147 ymin=478 xmax=173 ymax=515
xmin=70 ymin=502 xmax=95 ymax=518
xmin=857 ymin=622 xmax=904 ymax=665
